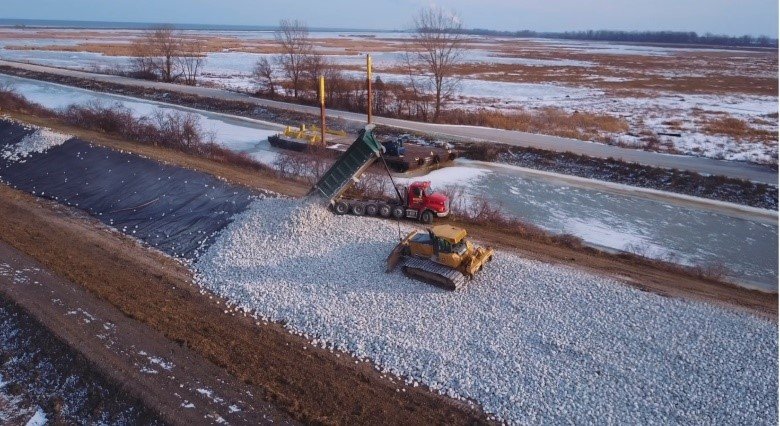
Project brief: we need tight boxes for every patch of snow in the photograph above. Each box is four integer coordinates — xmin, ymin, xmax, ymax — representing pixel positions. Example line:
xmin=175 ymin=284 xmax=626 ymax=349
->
xmin=396 ymin=165 xmax=491 ymax=188
xmin=147 ymin=356 xmax=174 ymax=371
xmin=25 ymin=408 xmax=47 ymax=426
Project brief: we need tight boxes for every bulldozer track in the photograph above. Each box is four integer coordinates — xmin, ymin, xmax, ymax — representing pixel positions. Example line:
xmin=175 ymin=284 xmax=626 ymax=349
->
xmin=401 ymin=257 xmax=466 ymax=291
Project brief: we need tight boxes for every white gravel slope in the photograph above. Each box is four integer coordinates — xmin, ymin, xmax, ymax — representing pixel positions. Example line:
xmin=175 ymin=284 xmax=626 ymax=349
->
xmin=1 ymin=127 xmax=70 ymax=162
xmin=195 ymin=198 xmax=778 ymax=424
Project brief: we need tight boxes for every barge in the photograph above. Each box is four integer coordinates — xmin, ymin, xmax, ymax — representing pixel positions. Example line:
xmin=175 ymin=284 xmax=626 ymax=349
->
xmin=268 ymin=125 xmax=458 ymax=173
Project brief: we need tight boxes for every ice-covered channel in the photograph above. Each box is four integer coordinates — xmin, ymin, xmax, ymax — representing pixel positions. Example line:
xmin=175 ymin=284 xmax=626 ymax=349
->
xmin=1 ymin=73 xmax=776 ymax=291
xmin=0 ymin=74 xmax=281 ymax=166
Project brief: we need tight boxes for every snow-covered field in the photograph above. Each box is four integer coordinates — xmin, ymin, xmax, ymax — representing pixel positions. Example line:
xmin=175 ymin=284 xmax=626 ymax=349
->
xmin=195 ymin=198 xmax=778 ymax=424
xmin=0 ymin=29 xmax=775 ymax=164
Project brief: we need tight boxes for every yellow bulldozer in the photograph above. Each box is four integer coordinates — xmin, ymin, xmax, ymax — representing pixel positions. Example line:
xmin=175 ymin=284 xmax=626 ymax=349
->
xmin=386 ymin=224 xmax=494 ymax=290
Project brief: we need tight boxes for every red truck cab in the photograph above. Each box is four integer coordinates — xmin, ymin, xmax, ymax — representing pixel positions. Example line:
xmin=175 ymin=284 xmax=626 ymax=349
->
xmin=397 ymin=181 xmax=449 ymax=223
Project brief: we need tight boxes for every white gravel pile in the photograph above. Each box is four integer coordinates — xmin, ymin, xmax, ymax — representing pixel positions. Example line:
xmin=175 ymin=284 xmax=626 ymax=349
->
xmin=1 ymin=128 xmax=70 ymax=162
xmin=196 ymin=198 xmax=778 ymax=424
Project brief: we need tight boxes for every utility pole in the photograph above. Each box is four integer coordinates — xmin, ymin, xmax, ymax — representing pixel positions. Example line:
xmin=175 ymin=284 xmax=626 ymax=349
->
xmin=319 ymin=75 xmax=326 ymax=146
xmin=366 ymin=54 xmax=372 ymax=124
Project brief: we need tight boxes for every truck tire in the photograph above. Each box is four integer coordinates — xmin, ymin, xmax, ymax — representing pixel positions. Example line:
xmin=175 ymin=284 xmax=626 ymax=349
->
xmin=334 ymin=201 xmax=349 ymax=215
xmin=365 ymin=204 xmax=378 ymax=216
xmin=391 ymin=205 xmax=405 ymax=219
xmin=420 ymin=210 xmax=434 ymax=224
xmin=351 ymin=203 xmax=366 ymax=216
xmin=378 ymin=204 xmax=392 ymax=218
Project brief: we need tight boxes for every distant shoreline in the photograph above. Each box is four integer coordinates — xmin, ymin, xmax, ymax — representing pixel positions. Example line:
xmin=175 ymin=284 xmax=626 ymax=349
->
xmin=1 ymin=18 xmax=775 ymax=49
xmin=0 ymin=18 xmax=387 ymax=33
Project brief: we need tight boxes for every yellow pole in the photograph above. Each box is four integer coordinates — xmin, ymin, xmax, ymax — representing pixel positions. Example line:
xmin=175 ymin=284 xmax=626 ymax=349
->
xmin=319 ymin=75 xmax=326 ymax=145
xmin=366 ymin=54 xmax=372 ymax=124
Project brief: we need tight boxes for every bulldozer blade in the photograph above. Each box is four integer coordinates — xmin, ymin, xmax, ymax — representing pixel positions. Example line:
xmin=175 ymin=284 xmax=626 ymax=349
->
xmin=386 ymin=243 xmax=405 ymax=272
xmin=386 ymin=231 xmax=417 ymax=272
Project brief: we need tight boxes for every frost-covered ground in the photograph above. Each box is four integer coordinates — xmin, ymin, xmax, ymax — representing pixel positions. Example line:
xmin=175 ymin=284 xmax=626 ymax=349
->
xmin=195 ymin=198 xmax=778 ymax=424
xmin=0 ymin=299 xmax=150 ymax=424
xmin=0 ymin=29 xmax=775 ymax=164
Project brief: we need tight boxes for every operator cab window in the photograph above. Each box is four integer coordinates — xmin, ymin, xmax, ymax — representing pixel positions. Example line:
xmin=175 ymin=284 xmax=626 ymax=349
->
xmin=413 ymin=188 xmax=423 ymax=198
xmin=437 ymin=238 xmax=452 ymax=253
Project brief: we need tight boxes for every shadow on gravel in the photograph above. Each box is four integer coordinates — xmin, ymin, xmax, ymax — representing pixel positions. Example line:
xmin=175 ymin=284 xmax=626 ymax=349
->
xmin=0 ymin=120 xmax=255 ymax=259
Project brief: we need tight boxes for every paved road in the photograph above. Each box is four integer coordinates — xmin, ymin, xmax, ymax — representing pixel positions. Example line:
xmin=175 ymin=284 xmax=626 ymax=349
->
xmin=1 ymin=59 xmax=777 ymax=185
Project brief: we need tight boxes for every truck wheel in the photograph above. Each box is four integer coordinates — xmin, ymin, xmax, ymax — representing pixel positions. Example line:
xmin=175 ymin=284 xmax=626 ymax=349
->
xmin=420 ymin=210 xmax=434 ymax=224
xmin=378 ymin=204 xmax=391 ymax=218
xmin=391 ymin=205 xmax=405 ymax=219
xmin=334 ymin=201 xmax=349 ymax=215
xmin=365 ymin=204 xmax=378 ymax=216
xmin=351 ymin=203 xmax=366 ymax=216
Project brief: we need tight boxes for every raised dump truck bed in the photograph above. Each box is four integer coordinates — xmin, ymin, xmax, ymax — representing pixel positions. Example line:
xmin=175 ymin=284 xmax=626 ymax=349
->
xmin=308 ymin=126 xmax=450 ymax=223
xmin=308 ymin=126 xmax=384 ymax=203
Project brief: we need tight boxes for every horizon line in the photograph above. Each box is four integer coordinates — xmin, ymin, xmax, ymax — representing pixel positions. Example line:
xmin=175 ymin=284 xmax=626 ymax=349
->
xmin=0 ymin=17 xmax=775 ymax=39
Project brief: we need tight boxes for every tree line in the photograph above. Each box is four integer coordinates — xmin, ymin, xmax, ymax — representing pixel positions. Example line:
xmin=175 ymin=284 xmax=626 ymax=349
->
xmin=126 ymin=8 xmax=467 ymax=122
xmin=457 ymin=28 xmax=778 ymax=48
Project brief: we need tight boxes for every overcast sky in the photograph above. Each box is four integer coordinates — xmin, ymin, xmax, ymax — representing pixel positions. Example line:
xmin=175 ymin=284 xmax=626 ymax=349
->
xmin=4 ymin=0 xmax=778 ymax=36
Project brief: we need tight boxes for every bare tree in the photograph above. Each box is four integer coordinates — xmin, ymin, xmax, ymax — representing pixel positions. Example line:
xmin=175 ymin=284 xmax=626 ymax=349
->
xmin=129 ymin=37 xmax=157 ymax=78
xmin=252 ymin=57 xmax=275 ymax=96
xmin=403 ymin=52 xmax=433 ymax=120
xmin=151 ymin=26 xmax=182 ymax=82
xmin=372 ymin=76 xmax=387 ymax=116
xmin=301 ymin=53 xmax=329 ymax=99
xmin=406 ymin=7 xmax=465 ymax=121
xmin=131 ymin=26 xmax=183 ymax=82
xmin=274 ymin=19 xmax=314 ymax=99
xmin=178 ymin=38 xmax=206 ymax=85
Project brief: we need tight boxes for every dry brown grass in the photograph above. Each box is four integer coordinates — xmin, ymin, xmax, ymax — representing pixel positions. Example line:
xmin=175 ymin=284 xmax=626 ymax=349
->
xmin=701 ymin=116 xmax=777 ymax=142
xmin=440 ymin=107 xmax=629 ymax=141
xmin=5 ymin=36 xmax=248 ymax=57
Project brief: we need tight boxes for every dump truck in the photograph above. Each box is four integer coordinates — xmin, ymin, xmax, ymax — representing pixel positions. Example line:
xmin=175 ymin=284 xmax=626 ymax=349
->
xmin=308 ymin=125 xmax=450 ymax=223
xmin=386 ymin=225 xmax=494 ymax=290
xmin=309 ymin=125 xmax=493 ymax=290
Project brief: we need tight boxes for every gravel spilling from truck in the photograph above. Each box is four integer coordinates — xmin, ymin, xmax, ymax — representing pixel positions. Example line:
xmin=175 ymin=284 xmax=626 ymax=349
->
xmin=195 ymin=198 xmax=778 ymax=425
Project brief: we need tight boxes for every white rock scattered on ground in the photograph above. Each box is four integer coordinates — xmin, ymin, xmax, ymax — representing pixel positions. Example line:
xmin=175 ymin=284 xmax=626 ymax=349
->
xmin=1 ymin=128 xmax=70 ymax=162
xmin=195 ymin=198 xmax=777 ymax=424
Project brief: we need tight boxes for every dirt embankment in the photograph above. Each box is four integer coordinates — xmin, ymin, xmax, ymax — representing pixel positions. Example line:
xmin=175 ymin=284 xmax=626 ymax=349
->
xmin=4 ymin=110 xmax=775 ymax=318
xmin=0 ymin=185 xmax=489 ymax=424
xmin=0 ymin=239 xmax=295 ymax=425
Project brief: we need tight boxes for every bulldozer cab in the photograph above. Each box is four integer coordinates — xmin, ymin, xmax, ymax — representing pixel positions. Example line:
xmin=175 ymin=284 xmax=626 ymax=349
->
xmin=431 ymin=225 xmax=467 ymax=246
xmin=429 ymin=225 xmax=469 ymax=268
